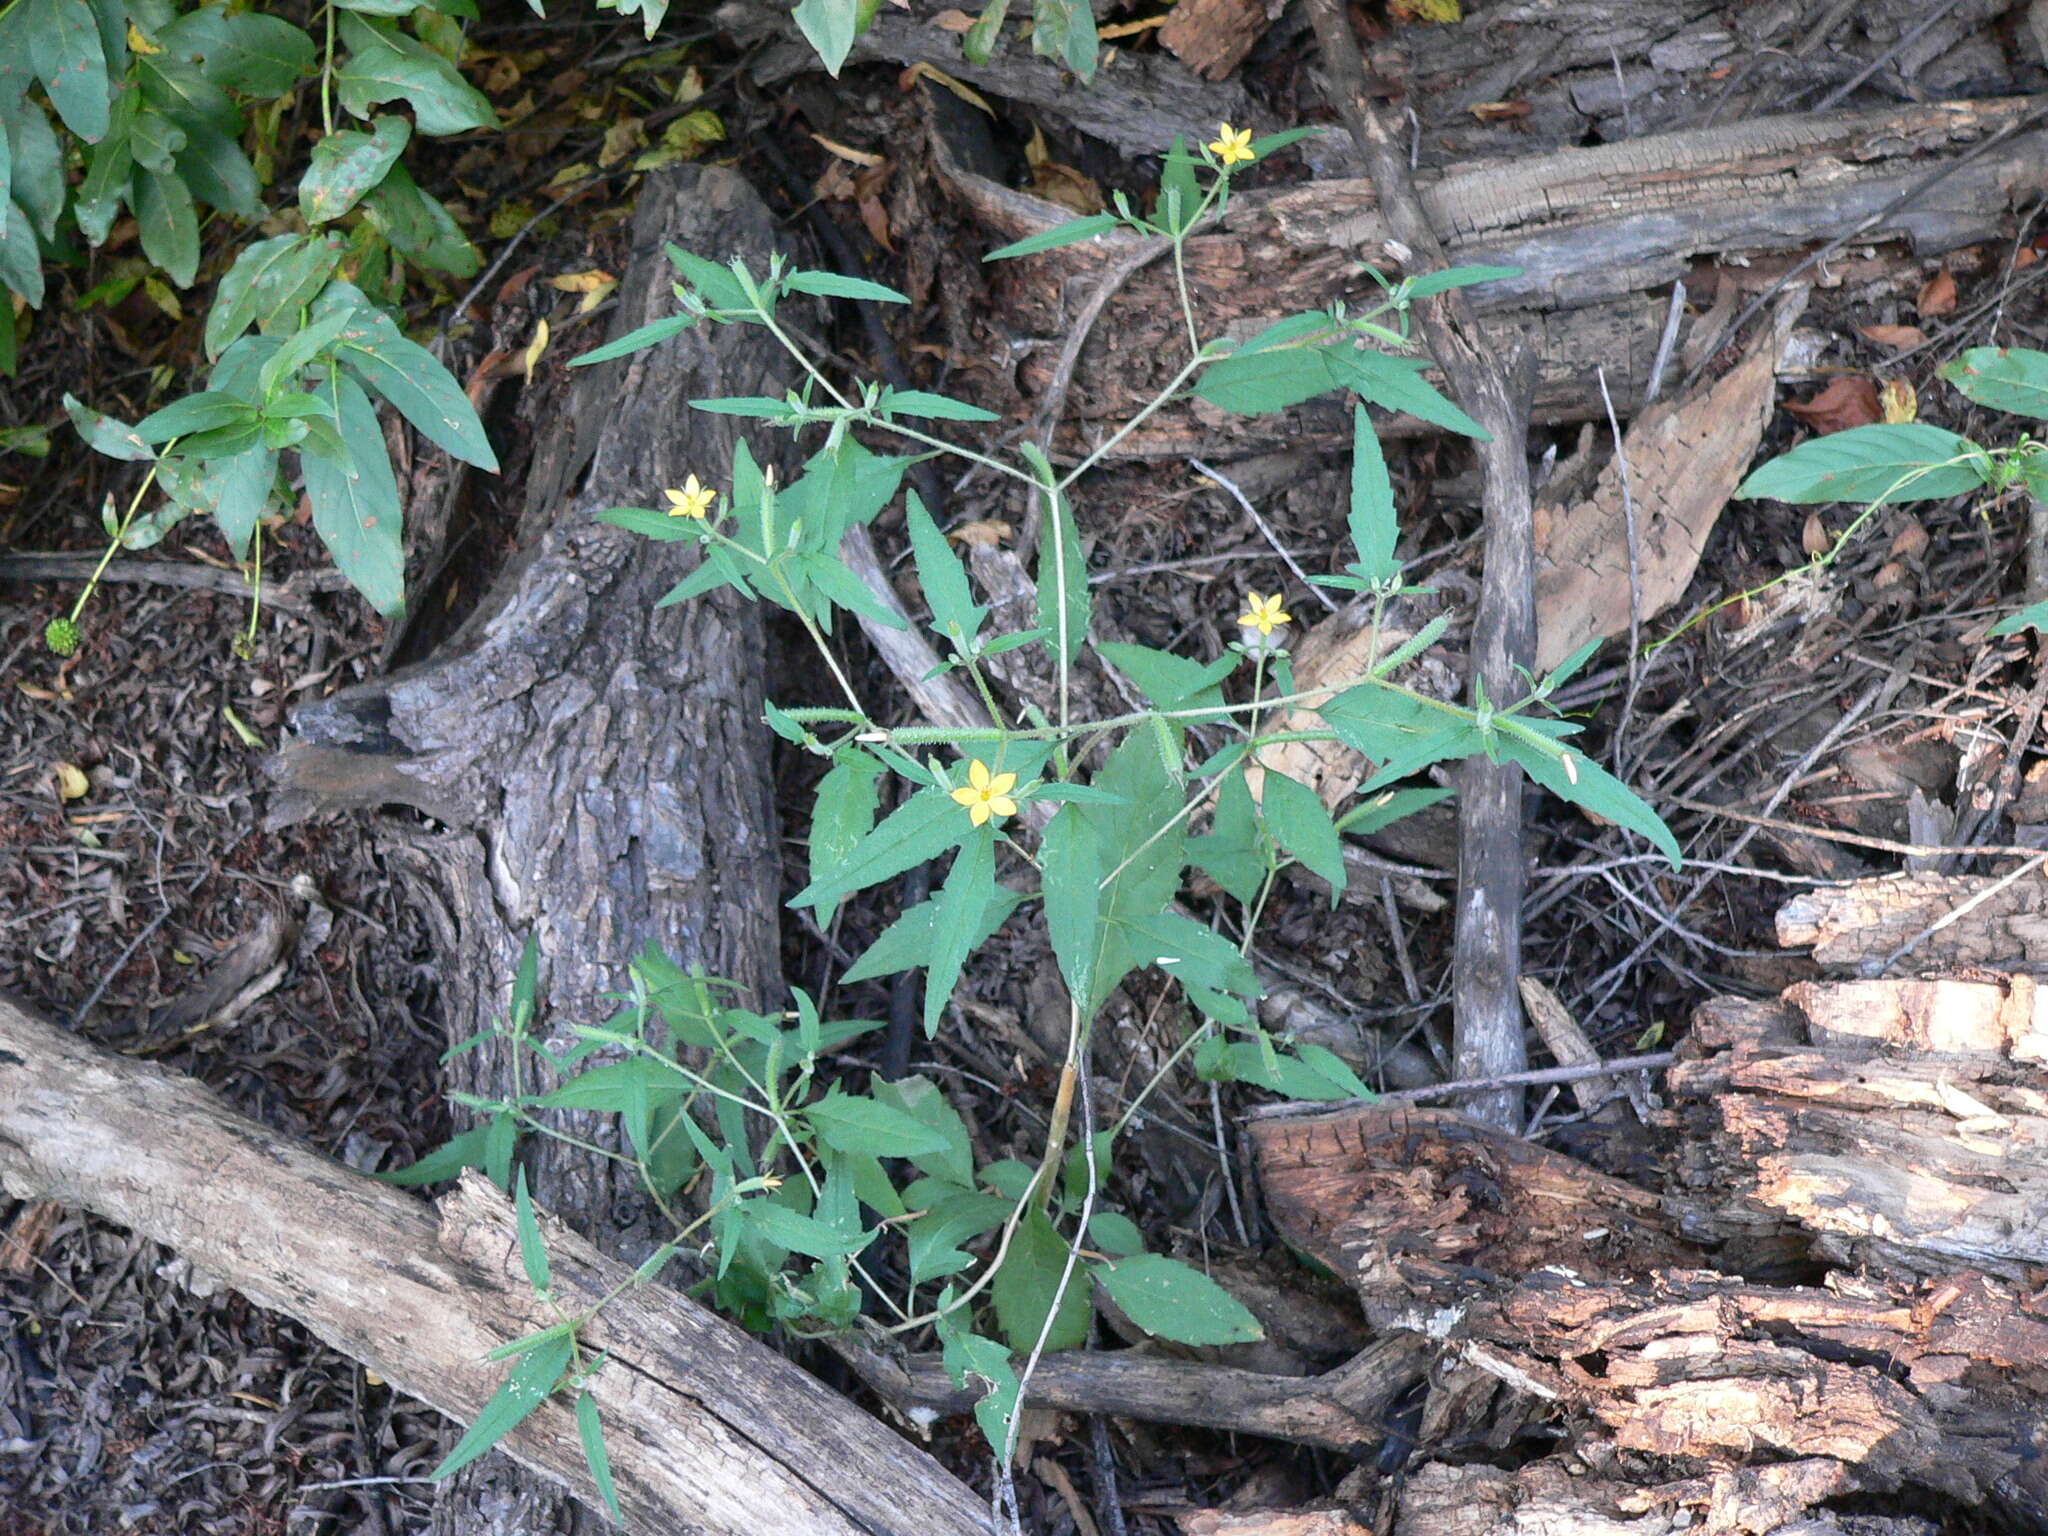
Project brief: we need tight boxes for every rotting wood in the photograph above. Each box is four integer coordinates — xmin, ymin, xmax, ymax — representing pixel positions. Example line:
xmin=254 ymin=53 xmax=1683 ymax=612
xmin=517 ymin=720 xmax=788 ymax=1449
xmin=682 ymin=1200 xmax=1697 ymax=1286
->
xmin=1776 ymin=867 xmax=2048 ymax=973
xmin=928 ymin=98 xmax=2048 ymax=461
xmin=0 ymin=997 xmax=991 ymax=1536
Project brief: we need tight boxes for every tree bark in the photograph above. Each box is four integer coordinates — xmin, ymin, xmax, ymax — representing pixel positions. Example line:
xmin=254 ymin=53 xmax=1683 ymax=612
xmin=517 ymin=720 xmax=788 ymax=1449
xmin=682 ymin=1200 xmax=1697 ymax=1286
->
xmin=267 ymin=165 xmax=790 ymax=1534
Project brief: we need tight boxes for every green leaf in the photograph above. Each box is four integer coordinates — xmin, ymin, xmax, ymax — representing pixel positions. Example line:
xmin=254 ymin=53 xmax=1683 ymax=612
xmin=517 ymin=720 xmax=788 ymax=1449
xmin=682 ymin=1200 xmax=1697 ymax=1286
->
xmin=1735 ymin=422 xmax=1989 ymax=504
xmin=790 ymin=788 xmax=966 ymax=911
xmin=315 ymin=281 xmax=498 ymax=469
xmin=206 ymin=233 xmax=345 ymax=359
xmin=937 ymin=1324 xmax=1020 ymax=1457
xmin=1189 ymin=769 xmax=1266 ymax=904
xmin=872 ymin=1076 xmax=976 ymax=1188
xmin=785 ymin=269 xmax=908 ymax=304
xmin=960 ymin=0 xmax=1008 ymax=64
xmin=905 ymin=490 xmax=987 ymax=655
xmin=1097 ymin=641 xmax=1235 ymax=714
xmin=72 ymin=81 xmax=135 ymax=245
xmin=991 ymin=1207 xmax=1091 ymax=1353
xmin=358 ymin=160 xmax=481 ymax=277
xmin=1157 ymin=135 xmax=1200 ymax=238
xmin=513 ymin=1168 xmax=551 ymax=1293
xmin=335 ymin=13 xmax=495 ymax=135
xmin=1094 ymin=1253 xmax=1262 ymax=1345
xmin=1401 ymin=263 xmax=1521 ymax=298
xmin=0 ymin=199 xmax=43 ymax=309
xmin=574 ymin=1391 xmax=622 ymax=1526
xmin=1123 ymin=910 xmax=1259 ymax=1005
xmin=1087 ymin=1209 xmax=1144 ymax=1257
xmin=806 ymin=750 xmax=882 ymax=922
xmin=27 ymin=0 xmax=109 ymax=143
xmin=1496 ymin=723 xmax=1680 ymax=868
xmin=1260 ymin=770 xmax=1347 ymax=899
xmin=925 ymin=827 xmax=995 ymax=1036
xmin=1346 ymin=403 xmax=1399 ymax=583
xmin=158 ymin=6 xmax=316 ymax=97
xmin=983 ymin=212 xmax=1121 ymax=262
xmin=431 ymin=1330 xmax=573 ymax=1480
xmin=531 ymin=1058 xmax=685 ymax=1112
xmin=791 ymin=0 xmax=861 ymax=74
xmin=907 ymin=1191 xmax=1011 ymax=1284
xmin=880 ymin=389 xmax=1000 ymax=423
xmin=64 ymin=393 xmax=153 ymax=460
xmin=1031 ymin=462 xmax=1090 ymax=680
xmin=129 ymin=106 xmax=186 ymax=173
xmin=1334 ymin=783 xmax=1450 ymax=836
xmin=134 ymin=165 xmax=199 ymax=287
xmin=569 ymin=312 xmax=691 ymax=367
xmin=1992 ymin=596 xmax=2048 ymax=639
xmin=804 ymin=1088 xmax=952 ymax=1159
xmin=135 ymin=391 xmax=257 ymax=443
xmin=1195 ymin=338 xmax=1347 ymax=415
xmin=842 ymin=887 xmax=1026 ymax=983
xmin=1029 ymin=0 xmax=1096 ymax=79
xmin=1940 ymin=346 xmax=2048 ymax=421
xmin=374 ymin=1121 xmax=494 ymax=1185
xmin=743 ymin=1197 xmax=870 ymax=1259
xmin=300 ymin=115 xmax=411 ymax=223
xmin=3 ymin=94 xmax=66 ymax=241
xmin=1041 ymin=804 xmax=1104 ymax=1013
xmin=1337 ymin=350 xmax=1487 ymax=439
xmin=302 ymin=368 xmax=405 ymax=615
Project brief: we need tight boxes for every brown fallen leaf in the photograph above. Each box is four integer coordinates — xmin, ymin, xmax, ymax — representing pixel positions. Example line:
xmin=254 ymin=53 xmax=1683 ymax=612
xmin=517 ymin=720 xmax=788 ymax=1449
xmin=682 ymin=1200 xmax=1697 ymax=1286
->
xmin=930 ymin=6 xmax=975 ymax=26
xmin=1802 ymin=513 xmax=1831 ymax=558
xmin=1859 ymin=323 xmax=1925 ymax=349
xmin=1917 ymin=267 xmax=1958 ymax=317
xmin=947 ymin=519 xmax=1011 ymax=547
xmin=1890 ymin=517 xmax=1929 ymax=560
xmin=1782 ymin=375 xmax=1880 ymax=434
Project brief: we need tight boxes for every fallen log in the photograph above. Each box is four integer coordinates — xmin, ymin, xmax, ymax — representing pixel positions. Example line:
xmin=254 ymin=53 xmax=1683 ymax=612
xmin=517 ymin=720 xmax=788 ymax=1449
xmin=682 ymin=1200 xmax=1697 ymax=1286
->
xmin=931 ymin=97 xmax=2048 ymax=459
xmin=0 ymin=996 xmax=991 ymax=1536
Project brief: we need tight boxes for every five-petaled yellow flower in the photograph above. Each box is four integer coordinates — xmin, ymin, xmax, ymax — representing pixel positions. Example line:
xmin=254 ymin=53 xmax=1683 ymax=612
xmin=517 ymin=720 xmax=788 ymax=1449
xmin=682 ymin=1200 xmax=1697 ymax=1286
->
xmin=1208 ymin=123 xmax=1255 ymax=168
xmin=664 ymin=475 xmax=717 ymax=520
xmin=950 ymin=759 xmax=1019 ymax=827
xmin=1239 ymin=591 xmax=1291 ymax=636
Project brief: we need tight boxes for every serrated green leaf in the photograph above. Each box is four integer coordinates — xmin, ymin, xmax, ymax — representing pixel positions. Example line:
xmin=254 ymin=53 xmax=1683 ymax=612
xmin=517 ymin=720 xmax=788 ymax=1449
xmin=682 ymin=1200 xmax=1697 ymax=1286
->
xmin=1123 ymin=910 xmax=1259 ymax=1003
xmin=431 ymin=1330 xmax=572 ymax=1480
xmin=1260 ymin=770 xmax=1346 ymax=899
xmin=1940 ymin=346 xmax=2048 ymax=421
xmin=513 ymin=1168 xmax=551 ymax=1293
xmin=1334 ymin=783 xmax=1449 ymax=836
xmin=1338 ymin=349 xmax=1487 ymax=439
xmin=1402 ymin=263 xmax=1521 ymax=298
xmin=574 ymin=1391 xmax=622 ymax=1525
xmin=1496 ymin=723 xmax=1680 ymax=868
xmin=790 ymin=788 xmax=965 ymax=911
xmin=872 ymin=1076 xmax=976 ymax=1187
xmin=924 ymin=826 xmax=994 ymax=1036
xmin=905 ymin=490 xmax=986 ymax=655
xmin=806 ymin=750 xmax=882 ymax=923
xmin=1041 ymin=803 xmax=1103 ymax=1012
xmin=804 ymin=1088 xmax=952 ymax=1159
xmin=1735 ymin=422 xmax=1988 ymax=504
xmin=785 ymin=269 xmax=908 ymax=303
xmin=880 ymin=388 xmax=1000 ymax=423
xmin=302 ymin=368 xmax=404 ymax=615
xmin=842 ymin=887 xmax=1026 ymax=983
xmin=569 ymin=312 xmax=691 ymax=367
xmin=983 ymin=212 xmax=1121 ymax=262
xmin=908 ymin=1191 xmax=1011 ymax=1284
xmin=1094 ymin=1253 xmax=1262 ymax=1345
xmin=1189 ymin=769 xmax=1266 ymax=904
xmin=743 ymin=1196 xmax=870 ymax=1259
xmin=1347 ymin=403 xmax=1399 ymax=583
xmin=991 ymin=1207 xmax=1090 ymax=1353
xmin=531 ymin=1058 xmax=685 ymax=1112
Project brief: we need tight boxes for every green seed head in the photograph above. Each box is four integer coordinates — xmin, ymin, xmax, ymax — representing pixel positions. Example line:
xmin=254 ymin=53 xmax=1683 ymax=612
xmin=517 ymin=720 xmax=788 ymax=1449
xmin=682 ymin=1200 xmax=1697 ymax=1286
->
xmin=44 ymin=617 xmax=81 ymax=657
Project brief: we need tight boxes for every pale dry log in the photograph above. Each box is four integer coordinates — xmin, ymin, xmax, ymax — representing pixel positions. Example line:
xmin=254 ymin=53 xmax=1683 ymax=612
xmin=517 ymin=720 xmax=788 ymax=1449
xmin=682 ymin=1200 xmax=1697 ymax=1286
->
xmin=1776 ymin=868 xmax=2048 ymax=972
xmin=0 ymin=997 xmax=990 ymax=1536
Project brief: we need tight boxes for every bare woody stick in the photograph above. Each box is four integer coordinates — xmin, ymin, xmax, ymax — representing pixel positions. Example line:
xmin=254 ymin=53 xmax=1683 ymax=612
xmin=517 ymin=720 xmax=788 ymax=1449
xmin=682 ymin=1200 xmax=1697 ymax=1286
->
xmin=1300 ymin=0 xmax=1540 ymax=1129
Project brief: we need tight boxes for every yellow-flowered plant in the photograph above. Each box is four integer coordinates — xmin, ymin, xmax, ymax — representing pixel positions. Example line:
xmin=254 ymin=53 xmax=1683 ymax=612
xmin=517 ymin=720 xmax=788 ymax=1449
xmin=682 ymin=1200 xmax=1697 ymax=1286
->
xmin=665 ymin=475 xmax=717 ymax=519
xmin=1207 ymin=123 xmax=1255 ymax=168
xmin=949 ymin=759 xmax=1020 ymax=827
xmin=1238 ymin=591 xmax=1290 ymax=636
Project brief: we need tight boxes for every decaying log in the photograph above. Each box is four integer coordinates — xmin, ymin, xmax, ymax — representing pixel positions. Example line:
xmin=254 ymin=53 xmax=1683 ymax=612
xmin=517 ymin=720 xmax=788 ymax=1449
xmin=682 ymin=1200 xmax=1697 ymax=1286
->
xmin=268 ymin=165 xmax=788 ymax=1534
xmin=1776 ymin=868 xmax=2048 ymax=973
xmin=934 ymin=97 xmax=2048 ymax=459
xmin=0 ymin=997 xmax=990 ymax=1536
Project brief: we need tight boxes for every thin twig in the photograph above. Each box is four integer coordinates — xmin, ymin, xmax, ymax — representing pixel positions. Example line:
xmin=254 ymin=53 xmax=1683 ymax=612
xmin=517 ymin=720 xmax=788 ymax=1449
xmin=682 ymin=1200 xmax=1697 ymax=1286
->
xmin=1245 ymin=1052 xmax=1676 ymax=1118
xmin=1596 ymin=366 xmax=1645 ymax=775
xmin=1189 ymin=459 xmax=1339 ymax=612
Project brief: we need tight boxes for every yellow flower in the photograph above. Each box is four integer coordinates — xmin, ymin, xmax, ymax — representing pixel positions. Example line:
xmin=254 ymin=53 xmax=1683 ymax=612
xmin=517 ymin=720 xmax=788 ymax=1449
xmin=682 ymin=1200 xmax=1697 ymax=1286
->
xmin=949 ymin=759 xmax=1019 ymax=828
xmin=1238 ymin=591 xmax=1291 ymax=636
xmin=1208 ymin=123 xmax=1255 ymax=168
xmin=664 ymin=474 xmax=717 ymax=519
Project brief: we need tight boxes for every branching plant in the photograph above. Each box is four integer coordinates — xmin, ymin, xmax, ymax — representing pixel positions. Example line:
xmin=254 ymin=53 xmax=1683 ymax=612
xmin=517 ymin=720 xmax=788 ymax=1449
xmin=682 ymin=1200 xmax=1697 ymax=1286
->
xmin=381 ymin=128 xmax=1681 ymax=1518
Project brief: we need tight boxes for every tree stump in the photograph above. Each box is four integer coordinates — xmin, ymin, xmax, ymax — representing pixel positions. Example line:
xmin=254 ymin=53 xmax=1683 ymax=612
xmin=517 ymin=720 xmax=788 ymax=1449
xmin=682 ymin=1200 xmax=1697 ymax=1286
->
xmin=268 ymin=165 xmax=789 ymax=1536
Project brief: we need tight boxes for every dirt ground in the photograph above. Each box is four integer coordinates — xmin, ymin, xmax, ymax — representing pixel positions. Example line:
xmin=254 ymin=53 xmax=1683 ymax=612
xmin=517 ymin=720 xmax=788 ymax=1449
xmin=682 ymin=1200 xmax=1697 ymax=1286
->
xmin=6 ymin=1 xmax=2048 ymax=1532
